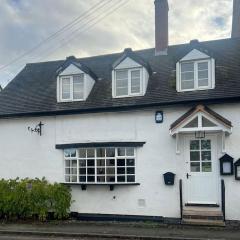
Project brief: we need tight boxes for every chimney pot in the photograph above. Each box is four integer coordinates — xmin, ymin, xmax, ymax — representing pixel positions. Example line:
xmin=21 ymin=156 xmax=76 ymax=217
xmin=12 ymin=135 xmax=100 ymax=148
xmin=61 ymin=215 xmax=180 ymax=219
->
xmin=232 ymin=0 xmax=240 ymax=38
xmin=155 ymin=0 xmax=169 ymax=56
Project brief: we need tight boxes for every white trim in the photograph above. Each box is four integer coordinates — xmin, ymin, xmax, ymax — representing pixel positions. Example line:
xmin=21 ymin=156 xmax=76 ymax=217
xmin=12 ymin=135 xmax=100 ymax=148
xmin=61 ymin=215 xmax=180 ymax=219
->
xmin=170 ymin=111 xmax=232 ymax=136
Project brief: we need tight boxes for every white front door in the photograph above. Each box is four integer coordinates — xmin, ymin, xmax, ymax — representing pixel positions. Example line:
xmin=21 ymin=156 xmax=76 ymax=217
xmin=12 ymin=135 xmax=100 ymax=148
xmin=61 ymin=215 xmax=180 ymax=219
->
xmin=184 ymin=135 xmax=219 ymax=205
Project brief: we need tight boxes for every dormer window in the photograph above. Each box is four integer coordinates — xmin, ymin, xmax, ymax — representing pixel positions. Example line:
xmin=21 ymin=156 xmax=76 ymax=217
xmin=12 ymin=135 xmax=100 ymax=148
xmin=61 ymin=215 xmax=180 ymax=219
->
xmin=112 ymin=49 xmax=151 ymax=98
xmin=176 ymin=49 xmax=215 ymax=92
xmin=115 ymin=68 xmax=142 ymax=97
xmin=60 ymin=74 xmax=84 ymax=101
xmin=57 ymin=61 xmax=97 ymax=103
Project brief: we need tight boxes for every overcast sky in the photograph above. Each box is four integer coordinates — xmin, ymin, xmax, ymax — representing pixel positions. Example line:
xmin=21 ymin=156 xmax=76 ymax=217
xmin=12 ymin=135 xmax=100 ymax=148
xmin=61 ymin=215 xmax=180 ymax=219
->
xmin=0 ymin=0 xmax=233 ymax=87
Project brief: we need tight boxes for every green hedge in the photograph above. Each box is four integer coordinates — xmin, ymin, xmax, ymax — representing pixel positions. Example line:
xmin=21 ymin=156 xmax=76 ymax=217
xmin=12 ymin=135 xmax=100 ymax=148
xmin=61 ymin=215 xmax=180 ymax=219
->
xmin=0 ymin=178 xmax=72 ymax=221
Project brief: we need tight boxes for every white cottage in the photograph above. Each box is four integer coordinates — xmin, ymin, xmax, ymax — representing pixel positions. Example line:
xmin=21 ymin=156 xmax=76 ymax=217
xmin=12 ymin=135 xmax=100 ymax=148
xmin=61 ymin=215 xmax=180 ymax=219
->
xmin=0 ymin=0 xmax=240 ymax=226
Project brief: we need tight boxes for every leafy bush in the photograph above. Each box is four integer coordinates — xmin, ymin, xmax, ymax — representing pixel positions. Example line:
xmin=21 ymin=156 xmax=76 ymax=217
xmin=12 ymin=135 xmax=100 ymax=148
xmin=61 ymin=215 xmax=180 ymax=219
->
xmin=0 ymin=178 xmax=71 ymax=221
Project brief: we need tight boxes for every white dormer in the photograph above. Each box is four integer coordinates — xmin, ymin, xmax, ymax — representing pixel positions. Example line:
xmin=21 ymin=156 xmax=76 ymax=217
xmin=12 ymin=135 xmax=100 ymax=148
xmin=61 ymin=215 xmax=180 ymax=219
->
xmin=112 ymin=49 xmax=150 ymax=98
xmin=176 ymin=49 xmax=215 ymax=92
xmin=57 ymin=63 xmax=95 ymax=103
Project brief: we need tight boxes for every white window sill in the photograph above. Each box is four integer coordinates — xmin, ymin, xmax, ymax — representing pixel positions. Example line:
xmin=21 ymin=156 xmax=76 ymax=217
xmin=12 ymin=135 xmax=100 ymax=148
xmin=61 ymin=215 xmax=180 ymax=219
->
xmin=61 ymin=182 xmax=140 ymax=191
xmin=177 ymin=87 xmax=214 ymax=93
xmin=58 ymin=99 xmax=86 ymax=103
xmin=113 ymin=94 xmax=144 ymax=99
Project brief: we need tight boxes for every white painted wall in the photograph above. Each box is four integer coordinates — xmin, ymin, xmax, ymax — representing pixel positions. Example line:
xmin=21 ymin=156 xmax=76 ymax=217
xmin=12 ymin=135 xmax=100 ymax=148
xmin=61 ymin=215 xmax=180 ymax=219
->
xmin=0 ymin=103 xmax=239 ymax=220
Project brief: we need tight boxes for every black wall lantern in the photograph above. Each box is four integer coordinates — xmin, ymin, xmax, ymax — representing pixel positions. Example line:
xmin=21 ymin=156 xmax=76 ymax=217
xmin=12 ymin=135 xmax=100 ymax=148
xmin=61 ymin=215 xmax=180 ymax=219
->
xmin=234 ymin=159 xmax=240 ymax=180
xmin=219 ymin=154 xmax=234 ymax=176
xmin=163 ymin=172 xmax=175 ymax=185
xmin=155 ymin=111 xmax=163 ymax=123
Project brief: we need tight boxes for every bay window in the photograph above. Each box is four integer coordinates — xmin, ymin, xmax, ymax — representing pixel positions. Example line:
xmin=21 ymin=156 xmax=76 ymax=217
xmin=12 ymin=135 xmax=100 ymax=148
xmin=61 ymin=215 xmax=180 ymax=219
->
xmin=115 ymin=68 xmax=142 ymax=97
xmin=64 ymin=147 xmax=136 ymax=184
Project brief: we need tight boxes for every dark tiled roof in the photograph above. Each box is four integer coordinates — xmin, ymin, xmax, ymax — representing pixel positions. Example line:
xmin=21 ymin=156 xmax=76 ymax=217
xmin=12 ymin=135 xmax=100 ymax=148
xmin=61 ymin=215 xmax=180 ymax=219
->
xmin=0 ymin=38 xmax=240 ymax=117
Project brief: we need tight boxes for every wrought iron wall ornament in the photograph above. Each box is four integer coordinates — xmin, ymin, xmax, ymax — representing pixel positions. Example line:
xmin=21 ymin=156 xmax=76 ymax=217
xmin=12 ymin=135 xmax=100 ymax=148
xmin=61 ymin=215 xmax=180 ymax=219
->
xmin=28 ymin=122 xmax=44 ymax=136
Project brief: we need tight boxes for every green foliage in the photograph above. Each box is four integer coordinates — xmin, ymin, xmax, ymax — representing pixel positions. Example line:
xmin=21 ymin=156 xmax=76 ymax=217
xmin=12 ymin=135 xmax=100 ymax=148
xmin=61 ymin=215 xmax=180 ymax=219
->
xmin=0 ymin=178 xmax=71 ymax=221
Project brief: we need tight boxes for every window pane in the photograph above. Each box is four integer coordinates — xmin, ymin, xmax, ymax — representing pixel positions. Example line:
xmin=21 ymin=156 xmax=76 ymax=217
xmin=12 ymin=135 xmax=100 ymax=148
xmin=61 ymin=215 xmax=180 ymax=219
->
xmin=107 ymin=176 xmax=115 ymax=182
xmin=65 ymin=176 xmax=70 ymax=182
xmin=202 ymin=162 xmax=212 ymax=172
xmin=87 ymin=149 xmax=95 ymax=158
xmin=181 ymin=72 xmax=194 ymax=81
xmin=202 ymin=117 xmax=217 ymax=127
xmin=184 ymin=117 xmax=198 ymax=128
xmin=191 ymin=162 xmax=200 ymax=172
xmin=127 ymin=167 xmax=135 ymax=174
xmin=127 ymin=176 xmax=135 ymax=183
xmin=117 ymin=176 xmax=125 ymax=182
xmin=126 ymin=148 xmax=134 ymax=156
xmin=97 ymin=176 xmax=105 ymax=182
xmin=117 ymin=168 xmax=125 ymax=174
xmin=118 ymin=148 xmax=125 ymax=156
xmin=201 ymin=151 xmax=211 ymax=161
xmin=190 ymin=151 xmax=200 ymax=161
xmin=198 ymin=78 xmax=209 ymax=87
xmin=106 ymin=159 xmax=115 ymax=167
xmin=201 ymin=140 xmax=211 ymax=150
xmin=79 ymin=149 xmax=86 ymax=158
xmin=181 ymin=80 xmax=194 ymax=90
xmin=198 ymin=62 xmax=208 ymax=71
xmin=198 ymin=62 xmax=209 ymax=87
xmin=61 ymin=77 xmax=71 ymax=99
xmin=97 ymin=159 xmax=105 ymax=167
xmin=198 ymin=70 xmax=208 ymax=79
xmin=87 ymin=159 xmax=95 ymax=166
xmin=131 ymin=70 xmax=141 ymax=94
xmin=79 ymin=176 xmax=86 ymax=182
xmin=181 ymin=62 xmax=194 ymax=72
xmin=190 ymin=140 xmax=200 ymax=150
xmin=181 ymin=62 xmax=194 ymax=90
xmin=97 ymin=168 xmax=105 ymax=175
xmin=80 ymin=160 xmax=86 ymax=168
xmin=117 ymin=159 xmax=125 ymax=166
xmin=73 ymin=75 xmax=84 ymax=99
xmin=97 ymin=148 xmax=105 ymax=158
xmin=116 ymin=70 xmax=128 ymax=96
xmin=106 ymin=148 xmax=115 ymax=157
xmin=106 ymin=168 xmax=115 ymax=175
xmin=127 ymin=159 xmax=135 ymax=166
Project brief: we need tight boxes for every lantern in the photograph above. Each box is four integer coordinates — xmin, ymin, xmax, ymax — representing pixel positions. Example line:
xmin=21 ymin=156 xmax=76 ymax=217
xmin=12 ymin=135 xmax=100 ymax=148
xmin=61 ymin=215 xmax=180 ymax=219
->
xmin=234 ymin=159 xmax=240 ymax=180
xmin=219 ymin=154 xmax=234 ymax=176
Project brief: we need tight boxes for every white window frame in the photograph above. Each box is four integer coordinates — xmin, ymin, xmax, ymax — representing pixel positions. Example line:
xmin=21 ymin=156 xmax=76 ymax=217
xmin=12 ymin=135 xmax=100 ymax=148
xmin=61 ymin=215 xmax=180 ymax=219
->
xmin=59 ymin=74 xmax=85 ymax=102
xmin=113 ymin=68 xmax=143 ymax=98
xmin=176 ymin=59 xmax=215 ymax=92
xmin=63 ymin=147 xmax=137 ymax=184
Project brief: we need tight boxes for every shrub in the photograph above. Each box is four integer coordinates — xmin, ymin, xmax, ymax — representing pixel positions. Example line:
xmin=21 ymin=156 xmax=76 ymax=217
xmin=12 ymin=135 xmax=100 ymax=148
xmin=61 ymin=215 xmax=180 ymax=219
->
xmin=0 ymin=178 xmax=71 ymax=221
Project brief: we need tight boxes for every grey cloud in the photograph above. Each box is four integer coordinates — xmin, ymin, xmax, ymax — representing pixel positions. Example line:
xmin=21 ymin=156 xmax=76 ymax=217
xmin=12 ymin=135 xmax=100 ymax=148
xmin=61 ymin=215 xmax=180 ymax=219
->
xmin=0 ymin=0 xmax=233 ymax=87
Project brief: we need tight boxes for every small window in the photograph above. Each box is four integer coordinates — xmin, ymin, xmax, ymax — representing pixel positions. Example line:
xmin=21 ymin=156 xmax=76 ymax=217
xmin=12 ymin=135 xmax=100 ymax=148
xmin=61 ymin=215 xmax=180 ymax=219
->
xmin=179 ymin=59 xmax=213 ymax=91
xmin=115 ymin=68 xmax=142 ymax=97
xmin=60 ymin=74 xmax=84 ymax=101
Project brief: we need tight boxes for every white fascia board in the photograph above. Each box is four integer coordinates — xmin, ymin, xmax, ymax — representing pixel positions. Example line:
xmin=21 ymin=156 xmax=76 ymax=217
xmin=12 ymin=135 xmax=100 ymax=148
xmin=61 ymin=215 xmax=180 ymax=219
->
xmin=180 ymin=49 xmax=210 ymax=62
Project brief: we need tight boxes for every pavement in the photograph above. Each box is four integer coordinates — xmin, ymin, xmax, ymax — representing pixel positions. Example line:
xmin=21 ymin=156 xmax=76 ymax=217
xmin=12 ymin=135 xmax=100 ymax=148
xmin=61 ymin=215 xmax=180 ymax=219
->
xmin=0 ymin=221 xmax=239 ymax=240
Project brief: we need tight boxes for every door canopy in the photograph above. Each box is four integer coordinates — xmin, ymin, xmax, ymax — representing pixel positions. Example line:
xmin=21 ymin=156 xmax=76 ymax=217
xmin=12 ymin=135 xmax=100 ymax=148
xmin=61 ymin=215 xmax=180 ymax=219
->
xmin=170 ymin=105 xmax=232 ymax=136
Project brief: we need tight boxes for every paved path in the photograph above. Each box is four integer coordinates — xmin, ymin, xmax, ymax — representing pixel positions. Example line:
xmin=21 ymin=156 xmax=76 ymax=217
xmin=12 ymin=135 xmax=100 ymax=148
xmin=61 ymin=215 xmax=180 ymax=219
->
xmin=0 ymin=221 xmax=239 ymax=239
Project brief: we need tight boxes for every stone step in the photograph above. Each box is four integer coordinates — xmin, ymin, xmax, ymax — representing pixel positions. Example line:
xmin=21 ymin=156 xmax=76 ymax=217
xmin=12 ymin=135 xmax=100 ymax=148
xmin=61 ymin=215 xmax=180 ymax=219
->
xmin=182 ymin=218 xmax=225 ymax=227
xmin=183 ymin=209 xmax=223 ymax=220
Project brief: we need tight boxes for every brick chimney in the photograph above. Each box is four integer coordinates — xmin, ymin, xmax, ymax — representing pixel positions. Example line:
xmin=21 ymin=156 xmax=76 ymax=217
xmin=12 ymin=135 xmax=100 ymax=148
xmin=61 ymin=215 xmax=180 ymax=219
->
xmin=232 ymin=0 xmax=240 ymax=38
xmin=155 ymin=0 xmax=169 ymax=55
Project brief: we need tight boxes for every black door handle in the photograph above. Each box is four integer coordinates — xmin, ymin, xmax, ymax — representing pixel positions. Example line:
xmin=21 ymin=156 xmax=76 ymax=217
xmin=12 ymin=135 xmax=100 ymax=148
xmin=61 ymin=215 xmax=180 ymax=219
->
xmin=187 ymin=173 xmax=191 ymax=179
